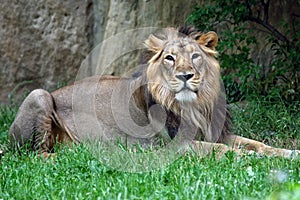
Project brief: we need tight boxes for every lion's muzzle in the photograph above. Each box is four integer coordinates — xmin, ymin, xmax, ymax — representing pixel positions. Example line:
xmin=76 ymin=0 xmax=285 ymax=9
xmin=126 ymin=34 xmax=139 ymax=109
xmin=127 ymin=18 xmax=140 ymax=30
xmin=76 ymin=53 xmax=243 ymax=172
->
xmin=175 ymin=73 xmax=194 ymax=82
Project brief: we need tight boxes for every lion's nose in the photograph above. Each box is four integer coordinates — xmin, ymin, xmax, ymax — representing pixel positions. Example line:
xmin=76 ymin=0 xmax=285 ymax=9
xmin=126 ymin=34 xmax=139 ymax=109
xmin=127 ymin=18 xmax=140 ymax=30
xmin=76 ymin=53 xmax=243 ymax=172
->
xmin=176 ymin=74 xmax=194 ymax=82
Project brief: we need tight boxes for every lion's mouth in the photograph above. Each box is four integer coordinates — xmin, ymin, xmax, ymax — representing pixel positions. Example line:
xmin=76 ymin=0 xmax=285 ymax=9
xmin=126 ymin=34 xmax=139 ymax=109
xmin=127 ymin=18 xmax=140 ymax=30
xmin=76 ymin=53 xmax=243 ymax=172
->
xmin=176 ymin=87 xmax=197 ymax=94
xmin=175 ymin=88 xmax=198 ymax=102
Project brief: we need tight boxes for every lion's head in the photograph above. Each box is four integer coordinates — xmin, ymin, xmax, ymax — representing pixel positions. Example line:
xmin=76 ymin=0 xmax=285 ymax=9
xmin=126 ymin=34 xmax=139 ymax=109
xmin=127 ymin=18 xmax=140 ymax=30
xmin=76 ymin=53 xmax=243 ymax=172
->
xmin=144 ymin=26 xmax=221 ymax=118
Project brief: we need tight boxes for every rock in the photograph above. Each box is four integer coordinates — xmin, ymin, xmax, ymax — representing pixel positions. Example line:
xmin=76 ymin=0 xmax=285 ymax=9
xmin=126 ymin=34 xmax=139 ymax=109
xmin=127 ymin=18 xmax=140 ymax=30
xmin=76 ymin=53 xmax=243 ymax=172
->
xmin=92 ymin=0 xmax=198 ymax=77
xmin=0 ymin=0 xmax=91 ymax=104
xmin=0 ymin=0 xmax=197 ymax=104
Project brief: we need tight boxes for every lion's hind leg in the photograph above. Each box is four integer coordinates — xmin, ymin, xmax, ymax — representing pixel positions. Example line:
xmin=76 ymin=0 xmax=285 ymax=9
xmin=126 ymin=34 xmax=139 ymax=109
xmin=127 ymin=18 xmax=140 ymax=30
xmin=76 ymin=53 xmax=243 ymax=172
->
xmin=9 ymin=89 xmax=59 ymax=157
xmin=224 ymin=135 xmax=299 ymax=158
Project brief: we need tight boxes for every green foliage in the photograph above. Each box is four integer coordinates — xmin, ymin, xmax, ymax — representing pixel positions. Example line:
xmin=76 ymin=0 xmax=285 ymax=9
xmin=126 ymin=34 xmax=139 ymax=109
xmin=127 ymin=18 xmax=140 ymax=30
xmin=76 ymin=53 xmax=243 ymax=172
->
xmin=1 ymin=143 xmax=300 ymax=199
xmin=231 ymin=98 xmax=300 ymax=149
xmin=187 ymin=0 xmax=300 ymax=103
xmin=0 ymin=106 xmax=16 ymax=143
xmin=1 ymin=99 xmax=300 ymax=199
xmin=268 ymin=183 xmax=300 ymax=200
xmin=265 ymin=19 xmax=300 ymax=102
xmin=0 ymin=106 xmax=16 ymax=154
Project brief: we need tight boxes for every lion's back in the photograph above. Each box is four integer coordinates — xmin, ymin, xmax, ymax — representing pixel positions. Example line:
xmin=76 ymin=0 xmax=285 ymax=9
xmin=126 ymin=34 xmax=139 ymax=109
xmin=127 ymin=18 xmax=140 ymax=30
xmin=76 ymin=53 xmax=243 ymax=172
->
xmin=51 ymin=75 xmax=123 ymax=140
xmin=51 ymin=75 xmax=152 ymax=144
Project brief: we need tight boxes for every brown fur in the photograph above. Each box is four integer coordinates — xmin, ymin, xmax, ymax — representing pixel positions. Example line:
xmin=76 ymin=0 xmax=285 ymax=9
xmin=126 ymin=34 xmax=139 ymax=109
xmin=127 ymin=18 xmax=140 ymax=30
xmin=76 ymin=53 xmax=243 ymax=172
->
xmin=8 ymin=26 xmax=299 ymax=158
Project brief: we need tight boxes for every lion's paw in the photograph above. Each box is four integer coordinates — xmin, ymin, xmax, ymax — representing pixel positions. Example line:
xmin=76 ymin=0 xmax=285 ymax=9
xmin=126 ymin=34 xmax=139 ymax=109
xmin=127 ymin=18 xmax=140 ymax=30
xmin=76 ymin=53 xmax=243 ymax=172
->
xmin=285 ymin=149 xmax=300 ymax=159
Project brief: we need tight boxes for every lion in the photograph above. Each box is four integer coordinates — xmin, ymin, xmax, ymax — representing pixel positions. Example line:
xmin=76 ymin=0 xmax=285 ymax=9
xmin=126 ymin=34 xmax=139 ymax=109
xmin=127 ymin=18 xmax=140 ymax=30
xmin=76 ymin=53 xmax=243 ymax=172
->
xmin=8 ymin=26 xmax=299 ymax=159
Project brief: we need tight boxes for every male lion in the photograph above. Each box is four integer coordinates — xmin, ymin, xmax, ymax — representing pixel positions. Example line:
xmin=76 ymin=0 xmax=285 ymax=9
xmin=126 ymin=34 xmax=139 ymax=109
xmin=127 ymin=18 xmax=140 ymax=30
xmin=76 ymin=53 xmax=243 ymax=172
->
xmin=8 ymin=26 xmax=298 ymax=158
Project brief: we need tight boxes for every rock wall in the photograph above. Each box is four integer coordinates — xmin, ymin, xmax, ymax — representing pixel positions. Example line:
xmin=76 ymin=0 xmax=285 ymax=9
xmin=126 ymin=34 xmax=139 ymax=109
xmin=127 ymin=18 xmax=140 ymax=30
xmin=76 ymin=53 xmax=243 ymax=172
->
xmin=0 ymin=0 xmax=197 ymax=104
xmin=91 ymin=0 xmax=198 ymax=77
xmin=0 ymin=0 xmax=92 ymax=103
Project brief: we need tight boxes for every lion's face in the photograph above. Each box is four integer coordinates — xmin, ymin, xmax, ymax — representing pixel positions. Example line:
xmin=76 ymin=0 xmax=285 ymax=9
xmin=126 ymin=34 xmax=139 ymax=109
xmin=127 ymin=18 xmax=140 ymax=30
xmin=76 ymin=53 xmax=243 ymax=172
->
xmin=144 ymin=28 xmax=220 ymax=111
xmin=159 ymin=39 xmax=206 ymax=102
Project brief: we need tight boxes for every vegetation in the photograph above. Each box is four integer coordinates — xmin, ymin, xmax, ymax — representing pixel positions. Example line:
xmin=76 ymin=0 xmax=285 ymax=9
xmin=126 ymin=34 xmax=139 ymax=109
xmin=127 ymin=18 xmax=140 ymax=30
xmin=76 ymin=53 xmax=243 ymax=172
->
xmin=187 ymin=0 xmax=300 ymax=103
xmin=1 ymin=98 xmax=300 ymax=199
xmin=1 ymin=145 xmax=300 ymax=199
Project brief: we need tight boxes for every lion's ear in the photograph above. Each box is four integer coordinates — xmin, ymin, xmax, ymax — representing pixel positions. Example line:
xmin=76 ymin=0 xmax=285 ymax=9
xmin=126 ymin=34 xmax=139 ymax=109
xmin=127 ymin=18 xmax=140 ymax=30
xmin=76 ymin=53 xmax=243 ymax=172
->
xmin=144 ymin=34 xmax=165 ymax=53
xmin=196 ymin=31 xmax=218 ymax=50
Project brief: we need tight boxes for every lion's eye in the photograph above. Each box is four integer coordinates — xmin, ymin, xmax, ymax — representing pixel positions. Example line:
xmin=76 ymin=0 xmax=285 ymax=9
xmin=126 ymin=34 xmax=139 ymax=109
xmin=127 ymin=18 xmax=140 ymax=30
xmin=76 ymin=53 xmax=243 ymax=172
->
xmin=192 ymin=53 xmax=200 ymax=60
xmin=165 ymin=55 xmax=175 ymax=62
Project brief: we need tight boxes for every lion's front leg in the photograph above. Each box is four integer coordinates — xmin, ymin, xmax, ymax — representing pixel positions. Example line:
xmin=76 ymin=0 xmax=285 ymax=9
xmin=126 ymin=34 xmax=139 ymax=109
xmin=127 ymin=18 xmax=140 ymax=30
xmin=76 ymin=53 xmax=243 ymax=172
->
xmin=223 ymin=135 xmax=299 ymax=158
xmin=189 ymin=140 xmax=241 ymax=158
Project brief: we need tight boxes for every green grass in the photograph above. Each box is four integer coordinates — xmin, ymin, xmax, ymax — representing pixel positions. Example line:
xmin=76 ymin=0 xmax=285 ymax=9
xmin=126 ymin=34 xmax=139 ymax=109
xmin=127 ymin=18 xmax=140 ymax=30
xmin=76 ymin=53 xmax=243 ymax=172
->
xmin=232 ymin=98 xmax=300 ymax=150
xmin=0 ymin=99 xmax=300 ymax=199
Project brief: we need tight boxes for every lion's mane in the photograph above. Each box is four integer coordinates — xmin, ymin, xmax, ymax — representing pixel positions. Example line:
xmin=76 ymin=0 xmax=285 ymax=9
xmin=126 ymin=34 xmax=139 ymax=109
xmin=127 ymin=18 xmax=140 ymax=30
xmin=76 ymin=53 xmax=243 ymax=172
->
xmin=138 ymin=26 xmax=230 ymax=142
